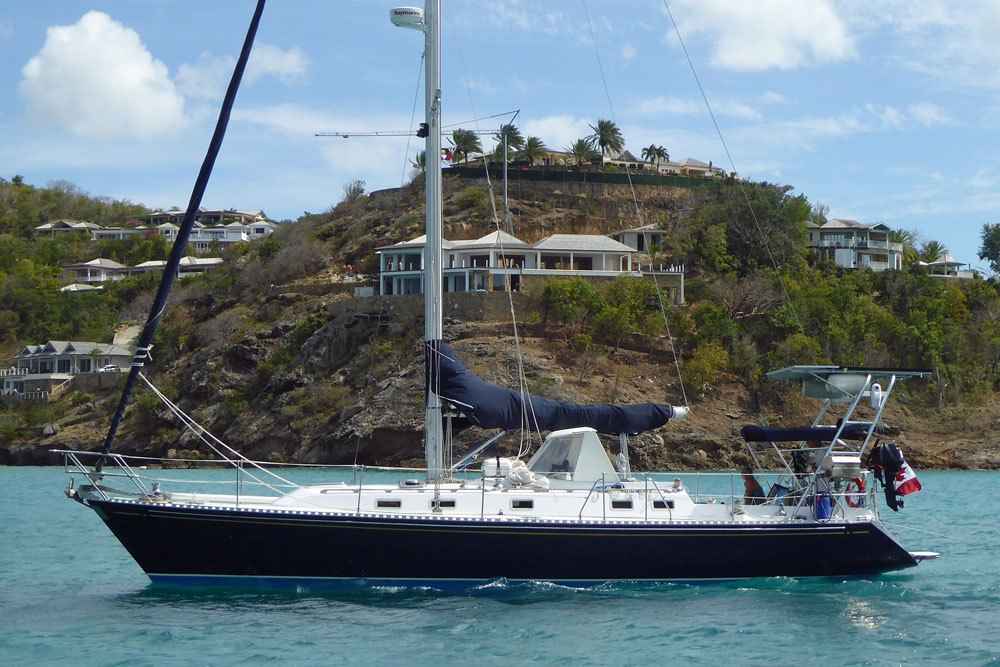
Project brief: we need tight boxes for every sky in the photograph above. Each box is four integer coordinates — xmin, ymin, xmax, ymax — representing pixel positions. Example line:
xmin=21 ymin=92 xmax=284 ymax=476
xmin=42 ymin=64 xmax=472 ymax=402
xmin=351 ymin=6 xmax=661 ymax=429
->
xmin=2 ymin=0 xmax=1000 ymax=268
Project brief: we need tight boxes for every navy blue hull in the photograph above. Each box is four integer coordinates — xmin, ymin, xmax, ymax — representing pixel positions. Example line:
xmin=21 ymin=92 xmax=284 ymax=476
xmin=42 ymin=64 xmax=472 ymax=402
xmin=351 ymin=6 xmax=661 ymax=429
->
xmin=87 ymin=499 xmax=917 ymax=587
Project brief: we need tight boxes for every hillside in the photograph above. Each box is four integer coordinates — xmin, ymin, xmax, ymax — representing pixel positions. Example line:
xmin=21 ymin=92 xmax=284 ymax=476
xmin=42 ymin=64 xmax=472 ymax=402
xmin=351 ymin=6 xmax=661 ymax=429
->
xmin=2 ymin=175 xmax=999 ymax=469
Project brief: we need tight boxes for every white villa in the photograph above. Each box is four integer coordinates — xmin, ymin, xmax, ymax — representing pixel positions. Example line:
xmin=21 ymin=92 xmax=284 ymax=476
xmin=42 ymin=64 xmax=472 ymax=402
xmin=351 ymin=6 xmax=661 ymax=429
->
xmin=377 ymin=230 xmax=684 ymax=304
xmin=806 ymin=219 xmax=903 ymax=271
xmin=612 ymin=224 xmax=669 ymax=253
xmin=37 ymin=208 xmax=276 ymax=254
xmin=61 ymin=256 xmax=223 ymax=285
xmin=920 ymin=254 xmax=980 ymax=280
xmin=2 ymin=341 xmax=132 ymax=398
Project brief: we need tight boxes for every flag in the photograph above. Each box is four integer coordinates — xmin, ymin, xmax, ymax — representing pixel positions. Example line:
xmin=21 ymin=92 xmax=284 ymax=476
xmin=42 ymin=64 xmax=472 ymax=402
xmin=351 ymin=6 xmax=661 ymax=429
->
xmin=441 ymin=148 xmax=452 ymax=162
xmin=894 ymin=462 xmax=921 ymax=496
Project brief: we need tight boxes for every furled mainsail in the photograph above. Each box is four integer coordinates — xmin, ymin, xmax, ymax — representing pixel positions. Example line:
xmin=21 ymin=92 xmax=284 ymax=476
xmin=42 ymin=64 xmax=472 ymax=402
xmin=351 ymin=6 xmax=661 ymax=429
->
xmin=427 ymin=340 xmax=677 ymax=435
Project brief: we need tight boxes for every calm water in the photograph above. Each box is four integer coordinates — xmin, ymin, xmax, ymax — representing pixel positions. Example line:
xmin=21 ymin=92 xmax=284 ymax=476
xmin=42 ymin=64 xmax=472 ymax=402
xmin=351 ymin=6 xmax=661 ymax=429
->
xmin=1 ymin=467 xmax=998 ymax=666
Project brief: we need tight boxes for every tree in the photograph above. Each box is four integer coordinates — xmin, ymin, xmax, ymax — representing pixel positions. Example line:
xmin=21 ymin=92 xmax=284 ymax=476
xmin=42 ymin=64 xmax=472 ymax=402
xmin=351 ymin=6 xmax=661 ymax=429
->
xmin=890 ymin=228 xmax=920 ymax=264
xmin=517 ymin=136 xmax=548 ymax=165
xmin=587 ymin=119 xmax=624 ymax=161
xmin=919 ymin=240 xmax=947 ymax=263
xmin=640 ymin=144 xmax=669 ymax=168
xmin=342 ymin=179 xmax=366 ymax=204
xmin=410 ymin=150 xmax=426 ymax=172
xmin=978 ymin=222 xmax=1000 ymax=275
xmin=492 ymin=123 xmax=525 ymax=162
xmin=448 ymin=128 xmax=482 ymax=164
xmin=564 ymin=138 xmax=599 ymax=166
xmin=641 ymin=144 xmax=659 ymax=167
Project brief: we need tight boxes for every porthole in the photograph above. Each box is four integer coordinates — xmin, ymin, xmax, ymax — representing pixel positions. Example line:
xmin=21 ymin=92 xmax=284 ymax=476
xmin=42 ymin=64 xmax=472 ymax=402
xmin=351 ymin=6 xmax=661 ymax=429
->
xmin=611 ymin=499 xmax=633 ymax=509
xmin=511 ymin=499 xmax=534 ymax=510
xmin=653 ymin=499 xmax=675 ymax=510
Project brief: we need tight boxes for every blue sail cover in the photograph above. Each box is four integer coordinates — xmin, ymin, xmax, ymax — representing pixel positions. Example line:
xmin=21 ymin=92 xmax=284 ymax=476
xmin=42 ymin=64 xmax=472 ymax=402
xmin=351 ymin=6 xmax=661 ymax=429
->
xmin=427 ymin=340 xmax=676 ymax=434
xmin=740 ymin=424 xmax=869 ymax=443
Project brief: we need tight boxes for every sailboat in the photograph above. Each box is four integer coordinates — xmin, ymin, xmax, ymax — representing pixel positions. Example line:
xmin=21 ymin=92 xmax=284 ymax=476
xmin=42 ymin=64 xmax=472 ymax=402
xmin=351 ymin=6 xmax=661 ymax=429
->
xmin=56 ymin=1 xmax=938 ymax=587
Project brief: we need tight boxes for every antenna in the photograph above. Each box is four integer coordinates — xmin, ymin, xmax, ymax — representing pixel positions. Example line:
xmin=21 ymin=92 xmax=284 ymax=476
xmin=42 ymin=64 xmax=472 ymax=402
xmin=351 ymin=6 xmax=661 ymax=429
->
xmin=390 ymin=7 xmax=424 ymax=31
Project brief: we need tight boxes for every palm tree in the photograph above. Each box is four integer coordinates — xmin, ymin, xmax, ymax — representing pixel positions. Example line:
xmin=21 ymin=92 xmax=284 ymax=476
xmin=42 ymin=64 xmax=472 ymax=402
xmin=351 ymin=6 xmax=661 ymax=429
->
xmin=587 ymin=119 xmax=624 ymax=162
xmin=492 ymin=123 xmax=525 ymax=162
xmin=655 ymin=145 xmax=669 ymax=165
xmin=448 ymin=128 xmax=482 ymax=164
xmin=889 ymin=228 xmax=920 ymax=264
xmin=919 ymin=240 xmax=947 ymax=263
xmin=517 ymin=136 xmax=548 ymax=165
xmin=410 ymin=150 xmax=426 ymax=172
xmin=641 ymin=144 xmax=659 ymax=168
xmin=565 ymin=138 xmax=599 ymax=166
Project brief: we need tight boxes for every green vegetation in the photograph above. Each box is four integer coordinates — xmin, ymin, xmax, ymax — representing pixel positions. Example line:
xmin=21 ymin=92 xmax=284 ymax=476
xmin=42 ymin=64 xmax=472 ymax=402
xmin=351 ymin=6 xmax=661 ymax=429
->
xmin=587 ymin=119 xmax=624 ymax=161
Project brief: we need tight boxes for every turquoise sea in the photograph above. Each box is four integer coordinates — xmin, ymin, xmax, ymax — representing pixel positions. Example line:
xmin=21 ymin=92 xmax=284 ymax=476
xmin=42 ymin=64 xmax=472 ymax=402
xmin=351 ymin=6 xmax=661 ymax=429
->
xmin=1 ymin=467 xmax=998 ymax=665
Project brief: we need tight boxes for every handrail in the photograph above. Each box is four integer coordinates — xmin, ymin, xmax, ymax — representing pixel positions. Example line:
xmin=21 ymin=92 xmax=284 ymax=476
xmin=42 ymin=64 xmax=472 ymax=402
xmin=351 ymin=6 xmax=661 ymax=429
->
xmin=647 ymin=476 xmax=674 ymax=521
xmin=578 ymin=477 xmax=602 ymax=520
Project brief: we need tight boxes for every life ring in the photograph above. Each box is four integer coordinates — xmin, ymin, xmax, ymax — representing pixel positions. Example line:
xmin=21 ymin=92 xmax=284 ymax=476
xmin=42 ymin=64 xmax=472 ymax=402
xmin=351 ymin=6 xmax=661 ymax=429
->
xmin=845 ymin=477 xmax=867 ymax=508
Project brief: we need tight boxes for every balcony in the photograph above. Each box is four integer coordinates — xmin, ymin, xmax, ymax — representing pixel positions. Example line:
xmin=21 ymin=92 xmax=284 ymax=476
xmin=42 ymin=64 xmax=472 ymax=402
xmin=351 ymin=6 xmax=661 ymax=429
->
xmin=816 ymin=239 xmax=902 ymax=252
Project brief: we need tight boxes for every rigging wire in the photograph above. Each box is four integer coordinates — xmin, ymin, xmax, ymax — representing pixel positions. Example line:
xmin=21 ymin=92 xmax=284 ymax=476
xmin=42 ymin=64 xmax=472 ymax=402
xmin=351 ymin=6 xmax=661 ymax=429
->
xmin=660 ymin=0 xmax=814 ymax=367
xmin=446 ymin=0 xmax=541 ymax=457
xmin=137 ymin=373 xmax=296 ymax=494
xmin=582 ymin=0 xmax=689 ymax=407
xmin=400 ymin=53 xmax=426 ymax=191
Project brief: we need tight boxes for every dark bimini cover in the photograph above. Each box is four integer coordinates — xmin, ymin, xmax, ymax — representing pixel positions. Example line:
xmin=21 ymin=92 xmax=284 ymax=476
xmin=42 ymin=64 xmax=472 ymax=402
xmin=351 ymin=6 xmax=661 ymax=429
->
xmin=426 ymin=340 xmax=676 ymax=434
xmin=740 ymin=424 xmax=869 ymax=443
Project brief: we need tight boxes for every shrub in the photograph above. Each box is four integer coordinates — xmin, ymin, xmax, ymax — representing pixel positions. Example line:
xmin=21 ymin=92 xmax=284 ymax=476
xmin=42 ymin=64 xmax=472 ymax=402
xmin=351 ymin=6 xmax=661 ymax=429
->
xmin=681 ymin=341 xmax=730 ymax=394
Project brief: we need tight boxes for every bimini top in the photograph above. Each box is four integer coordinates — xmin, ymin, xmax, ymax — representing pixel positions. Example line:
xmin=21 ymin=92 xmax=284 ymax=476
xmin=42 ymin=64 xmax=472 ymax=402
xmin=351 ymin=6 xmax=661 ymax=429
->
xmin=741 ymin=423 xmax=869 ymax=443
xmin=767 ymin=365 xmax=930 ymax=403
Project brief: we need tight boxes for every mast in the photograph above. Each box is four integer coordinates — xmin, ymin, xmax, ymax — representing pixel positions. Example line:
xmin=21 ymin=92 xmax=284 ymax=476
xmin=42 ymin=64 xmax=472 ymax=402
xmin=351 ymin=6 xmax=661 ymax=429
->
xmin=424 ymin=0 xmax=444 ymax=485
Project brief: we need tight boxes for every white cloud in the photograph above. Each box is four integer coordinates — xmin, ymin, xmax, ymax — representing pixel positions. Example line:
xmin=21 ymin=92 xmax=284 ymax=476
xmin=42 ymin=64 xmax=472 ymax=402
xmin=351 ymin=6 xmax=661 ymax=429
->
xmin=621 ymin=43 xmax=636 ymax=61
xmin=635 ymin=95 xmax=761 ymax=120
xmin=18 ymin=11 xmax=185 ymax=140
xmin=866 ymin=103 xmax=904 ymax=130
xmin=176 ymin=52 xmax=233 ymax=101
xmin=907 ymin=102 xmax=951 ymax=127
xmin=971 ymin=168 xmax=997 ymax=189
xmin=176 ymin=43 xmax=309 ymax=101
xmin=670 ymin=0 xmax=856 ymax=71
xmin=247 ymin=44 xmax=309 ymax=85
xmin=521 ymin=114 xmax=593 ymax=152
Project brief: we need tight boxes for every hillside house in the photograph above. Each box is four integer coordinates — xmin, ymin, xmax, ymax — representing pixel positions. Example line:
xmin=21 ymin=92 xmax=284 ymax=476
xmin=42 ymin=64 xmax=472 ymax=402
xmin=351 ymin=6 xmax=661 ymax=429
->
xmin=806 ymin=219 xmax=903 ymax=271
xmin=377 ymin=230 xmax=684 ymax=305
xmin=33 ymin=219 xmax=102 ymax=236
xmin=2 ymin=341 xmax=132 ymax=399
xmin=612 ymin=224 xmax=668 ymax=253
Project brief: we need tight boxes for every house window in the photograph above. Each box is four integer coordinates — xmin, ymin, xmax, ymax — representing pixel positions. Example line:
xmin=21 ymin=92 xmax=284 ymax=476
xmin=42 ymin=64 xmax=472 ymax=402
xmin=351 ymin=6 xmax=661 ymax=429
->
xmin=79 ymin=359 xmax=91 ymax=373
xmin=653 ymin=499 xmax=675 ymax=510
xmin=57 ymin=359 xmax=71 ymax=373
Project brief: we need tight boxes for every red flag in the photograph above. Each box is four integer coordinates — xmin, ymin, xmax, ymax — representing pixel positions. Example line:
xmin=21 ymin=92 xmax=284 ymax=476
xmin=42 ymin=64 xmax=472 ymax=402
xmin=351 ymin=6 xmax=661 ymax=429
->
xmin=441 ymin=148 xmax=452 ymax=162
xmin=894 ymin=462 xmax=921 ymax=496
